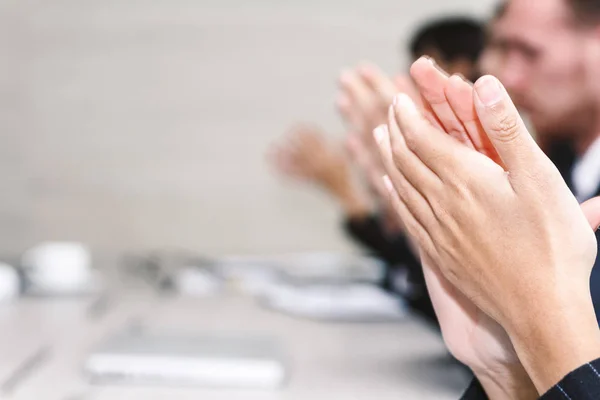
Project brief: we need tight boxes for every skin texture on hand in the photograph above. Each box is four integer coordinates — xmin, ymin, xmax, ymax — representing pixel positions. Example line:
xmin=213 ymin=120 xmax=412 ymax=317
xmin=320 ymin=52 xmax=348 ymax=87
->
xmin=377 ymin=58 xmax=536 ymax=399
xmin=375 ymin=58 xmax=600 ymax=394
xmin=269 ymin=125 xmax=370 ymax=217
xmin=339 ymin=58 xmax=536 ymax=398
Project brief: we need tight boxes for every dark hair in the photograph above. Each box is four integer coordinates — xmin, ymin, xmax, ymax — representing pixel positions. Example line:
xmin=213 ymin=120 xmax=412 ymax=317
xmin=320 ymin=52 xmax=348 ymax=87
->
xmin=492 ymin=1 xmax=508 ymax=21
xmin=567 ymin=0 xmax=600 ymax=24
xmin=409 ymin=17 xmax=485 ymax=63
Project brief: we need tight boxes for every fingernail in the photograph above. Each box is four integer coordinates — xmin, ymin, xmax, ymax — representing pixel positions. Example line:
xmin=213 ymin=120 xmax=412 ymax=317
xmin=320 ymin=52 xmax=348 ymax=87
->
xmin=382 ymin=175 xmax=394 ymax=192
xmin=394 ymin=93 xmax=419 ymax=115
xmin=420 ymin=56 xmax=449 ymax=76
xmin=373 ymin=125 xmax=388 ymax=143
xmin=475 ymin=76 xmax=503 ymax=106
xmin=421 ymin=55 xmax=435 ymax=65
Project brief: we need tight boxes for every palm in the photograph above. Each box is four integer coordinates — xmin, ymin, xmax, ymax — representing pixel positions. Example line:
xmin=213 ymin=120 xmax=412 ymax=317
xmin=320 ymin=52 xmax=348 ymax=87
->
xmin=410 ymin=58 xmax=600 ymax=377
xmin=408 ymin=59 xmax=518 ymax=373
xmin=421 ymin=254 xmax=518 ymax=371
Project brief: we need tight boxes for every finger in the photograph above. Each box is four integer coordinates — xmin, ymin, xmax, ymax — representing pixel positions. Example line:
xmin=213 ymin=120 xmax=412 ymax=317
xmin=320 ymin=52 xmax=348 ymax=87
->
xmin=384 ymin=103 xmax=443 ymax=193
xmin=473 ymin=75 xmax=543 ymax=172
xmin=347 ymin=133 xmax=390 ymax=203
xmin=392 ymin=74 xmax=443 ymax=131
xmin=444 ymin=75 xmax=504 ymax=167
xmin=284 ymin=136 xmax=307 ymax=164
xmin=339 ymin=69 xmax=377 ymax=127
xmin=392 ymin=93 xmax=471 ymax=182
xmin=392 ymin=74 xmax=422 ymax=108
xmin=269 ymin=143 xmax=295 ymax=164
xmin=382 ymin=175 xmax=437 ymax=257
xmin=272 ymin=151 xmax=304 ymax=178
xmin=410 ymin=57 xmax=475 ymax=148
xmin=358 ymin=63 xmax=397 ymax=106
xmin=374 ymin=124 xmax=439 ymax=233
xmin=581 ymin=197 xmax=600 ymax=232
xmin=336 ymin=94 xmax=364 ymax=129
xmin=346 ymin=134 xmax=370 ymax=169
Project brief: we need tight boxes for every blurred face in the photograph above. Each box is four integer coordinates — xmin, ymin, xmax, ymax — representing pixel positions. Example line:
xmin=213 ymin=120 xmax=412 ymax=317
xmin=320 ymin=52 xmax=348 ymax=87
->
xmin=487 ymin=0 xmax=597 ymax=140
xmin=583 ymin=29 xmax=600 ymax=103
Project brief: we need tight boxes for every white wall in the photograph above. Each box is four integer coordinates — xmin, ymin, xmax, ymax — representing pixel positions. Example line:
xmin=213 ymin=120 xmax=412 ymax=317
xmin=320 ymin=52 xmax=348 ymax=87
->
xmin=1 ymin=0 xmax=496 ymax=256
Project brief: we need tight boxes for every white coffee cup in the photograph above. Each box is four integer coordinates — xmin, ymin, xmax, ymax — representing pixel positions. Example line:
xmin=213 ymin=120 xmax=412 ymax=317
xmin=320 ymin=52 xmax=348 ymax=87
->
xmin=22 ymin=242 xmax=92 ymax=292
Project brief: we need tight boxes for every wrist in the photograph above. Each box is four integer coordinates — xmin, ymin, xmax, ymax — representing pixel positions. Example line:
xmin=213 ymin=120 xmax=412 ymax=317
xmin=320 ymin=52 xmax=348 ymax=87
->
xmin=474 ymin=363 xmax=538 ymax=400
xmin=332 ymin=183 xmax=370 ymax=218
xmin=340 ymin=193 xmax=370 ymax=218
xmin=508 ymin=286 xmax=600 ymax=394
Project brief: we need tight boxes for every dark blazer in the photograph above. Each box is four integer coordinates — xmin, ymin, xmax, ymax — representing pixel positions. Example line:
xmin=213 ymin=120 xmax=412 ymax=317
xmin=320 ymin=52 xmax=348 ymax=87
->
xmin=344 ymin=214 xmax=438 ymax=327
xmin=462 ymin=358 xmax=600 ymax=399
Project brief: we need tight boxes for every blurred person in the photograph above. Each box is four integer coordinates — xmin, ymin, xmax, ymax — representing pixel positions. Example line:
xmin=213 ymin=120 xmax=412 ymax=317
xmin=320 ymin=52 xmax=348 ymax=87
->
xmin=477 ymin=2 xmax=508 ymax=79
xmin=485 ymin=0 xmax=600 ymax=323
xmin=376 ymin=56 xmax=600 ymax=400
xmin=409 ymin=17 xmax=485 ymax=81
xmin=270 ymin=17 xmax=486 ymax=327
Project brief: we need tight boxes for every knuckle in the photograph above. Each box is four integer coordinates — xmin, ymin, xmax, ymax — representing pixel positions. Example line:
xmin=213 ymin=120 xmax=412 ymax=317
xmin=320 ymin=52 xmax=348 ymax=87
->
xmin=490 ymin=109 xmax=520 ymax=142
xmin=429 ymin=197 xmax=450 ymax=222
xmin=450 ymin=180 xmax=473 ymax=200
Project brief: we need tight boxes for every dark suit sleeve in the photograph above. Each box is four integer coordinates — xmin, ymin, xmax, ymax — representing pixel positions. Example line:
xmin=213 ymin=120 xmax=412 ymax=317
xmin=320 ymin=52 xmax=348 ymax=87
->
xmin=461 ymin=358 xmax=600 ymax=400
xmin=343 ymin=214 xmax=419 ymax=266
xmin=540 ymin=358 xmax=600 ymax=399
xmin=589 ymin=230 xmax=600 ymax=326
xmin=460 ymin=378 xmax=487 ymax=400
xmin=344 ymin=214 xmax=439 ymax=327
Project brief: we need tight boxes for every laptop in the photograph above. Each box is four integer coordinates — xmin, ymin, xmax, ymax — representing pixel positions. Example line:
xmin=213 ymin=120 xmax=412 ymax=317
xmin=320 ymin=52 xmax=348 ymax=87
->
xmin=84 ymin=332 xmax=287 ymax=389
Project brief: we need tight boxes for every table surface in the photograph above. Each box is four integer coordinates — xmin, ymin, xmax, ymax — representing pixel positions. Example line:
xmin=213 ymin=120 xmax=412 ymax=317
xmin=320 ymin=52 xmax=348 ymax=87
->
xmin=0 ymin=288 xmax=471 ymax=400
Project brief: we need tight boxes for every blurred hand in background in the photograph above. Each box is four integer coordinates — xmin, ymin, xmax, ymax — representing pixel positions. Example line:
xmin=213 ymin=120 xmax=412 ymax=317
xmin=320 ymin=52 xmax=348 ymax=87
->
xmin=269 ymin=125 xmax=370 ymax=218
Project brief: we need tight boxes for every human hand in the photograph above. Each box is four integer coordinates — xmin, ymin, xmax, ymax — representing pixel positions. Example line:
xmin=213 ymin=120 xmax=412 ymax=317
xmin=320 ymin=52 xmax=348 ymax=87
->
xmin=269 ymin=125 xmax=369 ymax=216
xmin=389 ymin=58 xmax=536 ymax=399
xmin=337 ymin=57 xmax=535 ymax=398
xmin=376 ymin=62 xmax=600 ymax=393
xmin=337 ymin=64 xmax=399 ymax=135
xmin=337 ymin=64 xmax=423 ymax=228
xmin=345 ymin=133 xmax=405 ymax=234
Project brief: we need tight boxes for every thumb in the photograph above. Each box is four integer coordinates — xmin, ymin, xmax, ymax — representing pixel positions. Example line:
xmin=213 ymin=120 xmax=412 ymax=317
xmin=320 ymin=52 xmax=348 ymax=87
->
xmin=581 ymin=196 xmax=600 ymax=232
xmin=473 ymin=75 xmax=541 ymax=172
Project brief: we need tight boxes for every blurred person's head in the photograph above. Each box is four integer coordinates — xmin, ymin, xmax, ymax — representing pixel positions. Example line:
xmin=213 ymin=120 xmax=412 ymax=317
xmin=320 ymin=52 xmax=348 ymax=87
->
xmin=489 ymin=0 xmax=600 ymax=153
xmin=478 ymin=2 xmax=508 ymax=78
xmin=575 ymin=1 xmax=600 ymax=101
xmin=409 ymin=17 xmax=485 ymax=80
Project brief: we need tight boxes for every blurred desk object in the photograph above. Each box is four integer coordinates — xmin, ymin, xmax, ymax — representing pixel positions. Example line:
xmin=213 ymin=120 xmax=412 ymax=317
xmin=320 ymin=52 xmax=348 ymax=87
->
xmin=0 ymin=254 xmax=470 ymax=400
